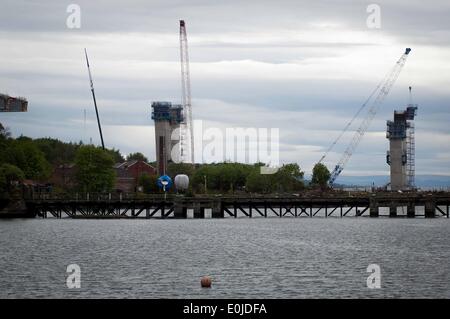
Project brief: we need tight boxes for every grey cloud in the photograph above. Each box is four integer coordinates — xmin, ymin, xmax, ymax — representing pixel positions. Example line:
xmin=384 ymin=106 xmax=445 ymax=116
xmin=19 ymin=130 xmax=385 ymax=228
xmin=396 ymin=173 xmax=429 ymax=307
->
xmin=0 ymin=0 xmax=449 ymax=176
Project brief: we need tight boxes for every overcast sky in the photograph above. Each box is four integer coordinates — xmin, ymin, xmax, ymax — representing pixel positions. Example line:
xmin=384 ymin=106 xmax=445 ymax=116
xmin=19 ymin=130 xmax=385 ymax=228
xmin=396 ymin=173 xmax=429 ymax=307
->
xmin=1 ymin=0 xmax=449 ymax=178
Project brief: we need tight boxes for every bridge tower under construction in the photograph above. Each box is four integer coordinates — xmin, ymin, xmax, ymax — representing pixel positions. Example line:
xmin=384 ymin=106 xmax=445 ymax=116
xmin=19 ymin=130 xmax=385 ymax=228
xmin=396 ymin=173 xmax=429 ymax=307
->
xmin=386 ymin=88 xmax=418 ymax=191
xmin=151 ymin=102 xmax=184 ymax=175
xmin=0 ymin=94 xmax=28 ymax=112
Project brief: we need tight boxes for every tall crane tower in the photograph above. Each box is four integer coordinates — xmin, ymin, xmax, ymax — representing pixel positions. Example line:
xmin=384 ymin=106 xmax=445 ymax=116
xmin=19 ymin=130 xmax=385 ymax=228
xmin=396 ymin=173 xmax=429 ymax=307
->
xmin=405 ymin=86 xmax=418 ymax=188
xmin=327 ymin=48 xmax=412 ymax=186
xmin=179 ymin=20 xmax=194 ymax=164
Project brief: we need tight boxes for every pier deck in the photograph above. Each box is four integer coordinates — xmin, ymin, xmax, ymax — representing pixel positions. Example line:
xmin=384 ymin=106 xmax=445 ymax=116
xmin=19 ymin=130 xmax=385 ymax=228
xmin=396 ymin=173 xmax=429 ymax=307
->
xmin=24 ymin=192 xmax=450 ymax=219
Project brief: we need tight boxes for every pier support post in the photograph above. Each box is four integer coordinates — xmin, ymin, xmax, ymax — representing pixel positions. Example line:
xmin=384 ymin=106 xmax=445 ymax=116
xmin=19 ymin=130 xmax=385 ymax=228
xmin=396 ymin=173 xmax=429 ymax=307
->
xmin=369 ymin=199 xmax=379 ymax=218
xmin=389 ymin=204 xmax=397 ymax=217
xmin=193 ymin=202 xmax=204 ymax=219
xmin=174 ymin=201 xmax=187 ymax=219
xmin=212 ymin=200 xmax=224 ymax=218
xmin=424 ymin=201 xmax=435 ymax=218
xmin=407 ymin=203 xmax=415 ymax=218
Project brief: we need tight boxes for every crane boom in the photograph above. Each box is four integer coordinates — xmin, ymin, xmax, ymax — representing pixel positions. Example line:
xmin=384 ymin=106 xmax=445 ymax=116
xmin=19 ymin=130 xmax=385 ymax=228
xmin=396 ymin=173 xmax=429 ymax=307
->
xmin=318 ymin=81 xmax=382 ymax=164
xmin=84 ymin=48 xmax=105 ymax=150
xmin=328 ymin=48 xmax=412 ymax=185
xmin=179 ymin=20 xmax=194 ymax=164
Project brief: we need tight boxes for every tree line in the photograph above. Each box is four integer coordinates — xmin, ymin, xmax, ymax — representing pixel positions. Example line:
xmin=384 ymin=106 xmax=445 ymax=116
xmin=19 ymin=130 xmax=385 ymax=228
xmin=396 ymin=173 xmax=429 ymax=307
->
xmin=1 ymin=122 xmax=331 ymax=198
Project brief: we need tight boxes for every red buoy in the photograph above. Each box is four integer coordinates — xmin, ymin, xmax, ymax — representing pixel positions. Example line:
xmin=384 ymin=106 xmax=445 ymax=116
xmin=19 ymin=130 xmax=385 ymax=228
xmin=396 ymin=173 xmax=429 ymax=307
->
xmin=201 ymin=276 xmax=212 ymax=288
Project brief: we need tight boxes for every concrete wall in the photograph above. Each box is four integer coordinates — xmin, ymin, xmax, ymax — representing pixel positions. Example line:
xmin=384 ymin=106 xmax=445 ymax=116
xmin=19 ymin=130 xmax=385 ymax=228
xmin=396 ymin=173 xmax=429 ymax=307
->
xmin=0 ymin=95 xmax=27 ymax=112
xmin=389 ymin=138 xmax=407 ymax=190
xmin=154 ymin=121 xmax=180 ymax=175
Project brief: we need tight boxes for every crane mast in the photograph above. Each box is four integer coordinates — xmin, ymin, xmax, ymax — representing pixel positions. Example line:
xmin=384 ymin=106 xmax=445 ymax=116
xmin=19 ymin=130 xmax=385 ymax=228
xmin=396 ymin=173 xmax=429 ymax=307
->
xmin=406 ymin=86 xmax=417 ymax=188
xmin=179 ymin=20 xmax=194 ymax=164
xmin=328 ymin=48 xmax=412 ymax=185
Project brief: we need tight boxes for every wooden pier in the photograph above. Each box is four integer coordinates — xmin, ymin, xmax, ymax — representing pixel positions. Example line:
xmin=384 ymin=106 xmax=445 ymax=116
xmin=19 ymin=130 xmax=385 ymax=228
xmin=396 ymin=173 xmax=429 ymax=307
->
xmin=25 ymin=192 xmax=450 ymax=219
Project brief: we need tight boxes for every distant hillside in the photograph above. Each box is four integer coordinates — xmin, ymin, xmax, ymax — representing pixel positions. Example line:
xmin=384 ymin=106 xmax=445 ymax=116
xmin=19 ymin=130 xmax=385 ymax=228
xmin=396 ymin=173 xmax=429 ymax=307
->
xmin=335 ymin=175 xmax=450 ymax=188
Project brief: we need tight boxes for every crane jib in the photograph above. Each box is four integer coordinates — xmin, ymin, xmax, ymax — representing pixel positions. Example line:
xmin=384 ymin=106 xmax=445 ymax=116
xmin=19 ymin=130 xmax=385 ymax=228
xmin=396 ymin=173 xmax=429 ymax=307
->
xmin=328 ymin=48 xmax=412 ymax=186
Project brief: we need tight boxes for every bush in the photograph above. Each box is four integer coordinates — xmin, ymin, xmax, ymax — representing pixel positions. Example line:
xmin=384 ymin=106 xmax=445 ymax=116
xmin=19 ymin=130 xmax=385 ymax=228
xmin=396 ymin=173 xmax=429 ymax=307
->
xmin=138 ymin=173 xmax=159 ymax=194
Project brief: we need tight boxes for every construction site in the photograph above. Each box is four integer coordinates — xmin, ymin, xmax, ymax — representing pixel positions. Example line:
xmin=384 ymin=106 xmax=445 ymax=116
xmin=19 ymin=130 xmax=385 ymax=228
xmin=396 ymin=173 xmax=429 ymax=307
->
xmin=149 ymin=22 xmax=422 ymax=192
xmin=1 ymin=20 xmax=449 ymax=219
xmin=0 ymin=22 xmax=423 ymax=192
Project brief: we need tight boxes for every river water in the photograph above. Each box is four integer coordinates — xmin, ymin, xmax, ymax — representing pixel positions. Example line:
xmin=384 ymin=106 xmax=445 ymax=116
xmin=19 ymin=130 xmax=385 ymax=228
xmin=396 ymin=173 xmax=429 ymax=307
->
xmin=0 ymin=218 xmax=449 ymax=298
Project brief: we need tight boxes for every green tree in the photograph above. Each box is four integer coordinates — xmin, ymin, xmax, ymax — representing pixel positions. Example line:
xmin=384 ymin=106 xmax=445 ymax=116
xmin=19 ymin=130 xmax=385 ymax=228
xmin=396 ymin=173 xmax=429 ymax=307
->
xmin=0 ymin=122 xmax=11 ymax=140
xmin=74 ymin=145 xmax=116 ymax=193
xmin=104 ymin=148 xmax=124 ymax=163
xmin=0 ymin=163 xmax=25 ymax=195
xmin=192 ymin=165 xmax=214 ymax=193
xmin=186 ymin=162 xmax=305 ymax=194
xmin=33 ymin=138 xmax=124 ymax=165
xmin=311 ymin=163 xmax=331 ymax=189
xmin=274 ymin=163 xmax=305 ymax=192
xmin=127 ymin=152 xmax=148 ymax=163
xmin=3 ymin=139 xmax=51 ymax=180
xmin=167 ymin=162 xmax=194 ymax=179
xmin=0 ymin=123 xmax=11 ymax=165
xmin=219 ymin=163 xmax=252 ymax=192
xmin=191 ymin=163 xmax=252 ymax=193
xmin=279 ymin=163 xmax=303 ymax=179
xmin=33 ymin=138 xmax=80 ymax=165
xmin=138 ymin=173 xmax=159 ymax=194
xmin=245 ymin=170 xmax=273 ymax=193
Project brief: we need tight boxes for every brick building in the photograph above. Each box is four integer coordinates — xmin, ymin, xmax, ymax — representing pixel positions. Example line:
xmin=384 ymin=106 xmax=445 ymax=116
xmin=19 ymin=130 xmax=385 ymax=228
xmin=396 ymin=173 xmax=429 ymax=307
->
xmin=49 ymin=160 xmax=157 ymax=193
xmin=114 ymin=160 xmax=157 ymax=192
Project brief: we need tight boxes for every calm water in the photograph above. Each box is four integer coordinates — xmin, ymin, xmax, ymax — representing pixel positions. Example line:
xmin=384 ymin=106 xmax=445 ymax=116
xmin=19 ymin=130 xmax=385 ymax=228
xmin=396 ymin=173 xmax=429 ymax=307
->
xmin=0 ymin=218 xmax=449 ymax=298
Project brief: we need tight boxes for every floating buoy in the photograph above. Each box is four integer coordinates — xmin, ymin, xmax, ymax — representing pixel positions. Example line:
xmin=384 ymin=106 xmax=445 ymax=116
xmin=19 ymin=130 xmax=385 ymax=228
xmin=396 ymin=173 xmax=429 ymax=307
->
xmin=201 ymin=276 xmax=212 ymax=288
